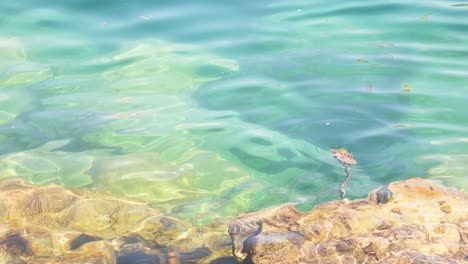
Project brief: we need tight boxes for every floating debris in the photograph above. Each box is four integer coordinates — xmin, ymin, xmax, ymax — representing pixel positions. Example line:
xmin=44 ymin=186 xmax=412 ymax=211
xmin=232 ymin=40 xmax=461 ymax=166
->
xmin=356 ymin=59 xmax=368 ymax=63
xmin=330 ymin=148 xmax=357 ymax=166
xmin=108 ymin=111 xmax=144 ymax=119
xmin=400 ymin=83 xmax=412 ymax=93
xmin=367 ymin=42 xmax=395 ymax=48
xmin=117 ymin=97 xmax=130 ymax=103
xmin=421 ymin=13 xmax=432 ymax=23
xmin=452 ymin=3 xmax=468 ymax=7
xmin=330 ymin=148 xmax=357 ymax=200
xmin=386 ymin=53 xmax=396 ymax=60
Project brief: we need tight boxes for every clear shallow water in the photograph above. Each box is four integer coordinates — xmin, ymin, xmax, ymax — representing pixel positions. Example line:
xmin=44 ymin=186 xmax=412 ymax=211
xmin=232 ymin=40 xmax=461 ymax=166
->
xmin=1 ymin=0 xmax=467 ymax=225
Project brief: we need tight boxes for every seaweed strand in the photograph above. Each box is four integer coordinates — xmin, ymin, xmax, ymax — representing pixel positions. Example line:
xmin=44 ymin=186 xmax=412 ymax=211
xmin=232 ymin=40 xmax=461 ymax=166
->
xmin=338 ymin=165 xmax=351 ymax=200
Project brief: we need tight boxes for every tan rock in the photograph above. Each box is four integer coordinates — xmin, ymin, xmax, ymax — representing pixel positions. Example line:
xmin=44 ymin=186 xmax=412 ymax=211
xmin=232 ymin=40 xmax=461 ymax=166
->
xmin=229 ymin=178 xmax=468 ymax=263
xmin=441 ymin=204 xmax=452 ymax=214
xmin=391 ymin=207 xmax=401 ymax=214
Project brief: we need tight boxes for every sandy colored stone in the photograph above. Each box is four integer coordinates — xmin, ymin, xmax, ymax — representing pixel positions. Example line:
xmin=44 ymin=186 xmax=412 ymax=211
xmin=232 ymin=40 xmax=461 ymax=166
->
xmin=391 ymin=207 xmax=401 ymax=214
xmin=441 ymin=204 xmax=452 ymax=214
xmin=229 ymin=178 xmax=468 ymax=263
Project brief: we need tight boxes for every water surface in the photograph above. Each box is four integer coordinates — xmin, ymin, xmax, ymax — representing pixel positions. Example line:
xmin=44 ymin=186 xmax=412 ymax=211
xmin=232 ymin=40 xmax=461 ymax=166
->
xmin=1 ymin=0 xmax=467 ymax=225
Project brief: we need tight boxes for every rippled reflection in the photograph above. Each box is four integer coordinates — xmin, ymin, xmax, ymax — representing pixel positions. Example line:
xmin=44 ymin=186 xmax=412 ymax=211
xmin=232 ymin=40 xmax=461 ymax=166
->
xmin=0 ymin=0 xmax=467 ymax=227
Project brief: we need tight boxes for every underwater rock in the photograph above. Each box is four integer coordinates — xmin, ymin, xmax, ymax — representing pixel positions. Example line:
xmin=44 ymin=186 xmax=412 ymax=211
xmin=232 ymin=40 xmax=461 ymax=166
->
xmin=0 ymin=178 xmax=231 ymax=263
xmin=50 ymin=240 xmax=116 ymax=264
xmin=230 ymin=178 xmax=467 ymax=263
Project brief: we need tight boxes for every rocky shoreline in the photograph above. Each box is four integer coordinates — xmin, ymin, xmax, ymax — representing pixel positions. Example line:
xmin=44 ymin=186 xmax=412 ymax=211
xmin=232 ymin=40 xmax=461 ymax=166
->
xmin=0 ymin=177 xmax=466 ymax=263
xmin=229 ymin=178 xmax=467 ymax=263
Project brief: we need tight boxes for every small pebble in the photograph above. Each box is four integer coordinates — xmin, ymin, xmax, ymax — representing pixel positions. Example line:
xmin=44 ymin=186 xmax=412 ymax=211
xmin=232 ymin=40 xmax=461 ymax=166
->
xmin=420 ymin=215 xmax=429 ymax=223
xmin=438 ymin=200 xmax=446 ymax=206
xmin=376 ymin=220 xmax=392 ymax=230
xmin=434 ymin=225 xmax=445 ymax=234
xmin=440 ymin=204 xmax=452 ymax=214
xmin=288 ymin=222 xmax=299 ymax=231
xmin=391 ymin=207 xmax=401 ymax=214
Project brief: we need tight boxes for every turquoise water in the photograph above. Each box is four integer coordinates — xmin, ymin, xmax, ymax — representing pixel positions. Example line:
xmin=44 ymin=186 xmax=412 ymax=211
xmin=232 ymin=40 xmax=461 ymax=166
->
xmin=1 ymin=1 xmax=467 ymax=224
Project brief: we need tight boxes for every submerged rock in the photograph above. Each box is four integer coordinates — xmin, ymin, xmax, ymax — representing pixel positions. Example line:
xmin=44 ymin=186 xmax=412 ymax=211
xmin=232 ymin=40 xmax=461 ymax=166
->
xmin=1 ymin=177 xmax=466 ymax=263
xmin=229 ymin=178 xmax=467 ymax=263
xmin=0 ymin=178 xmax=231 ymax=263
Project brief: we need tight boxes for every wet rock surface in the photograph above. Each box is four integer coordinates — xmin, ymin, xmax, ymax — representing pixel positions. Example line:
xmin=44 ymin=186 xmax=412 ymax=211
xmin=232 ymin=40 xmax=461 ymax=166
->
xmin=229 ymin=178 xmax=468 ymax=263
xmin=0 ymin=178 xmax=232 ymax=263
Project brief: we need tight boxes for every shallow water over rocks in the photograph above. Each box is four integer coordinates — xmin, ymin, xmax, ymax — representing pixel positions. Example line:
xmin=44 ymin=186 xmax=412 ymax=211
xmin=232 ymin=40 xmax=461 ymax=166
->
xmin=0 ymin=177 xmax=465 ymax=263
xmin=0 ymin=178 xmax=235 ymax=263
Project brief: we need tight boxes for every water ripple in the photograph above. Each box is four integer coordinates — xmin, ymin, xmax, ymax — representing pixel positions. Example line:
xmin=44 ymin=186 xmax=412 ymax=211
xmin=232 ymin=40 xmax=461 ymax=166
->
xmin=0 ymin=0 xmax=467 ymax=227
